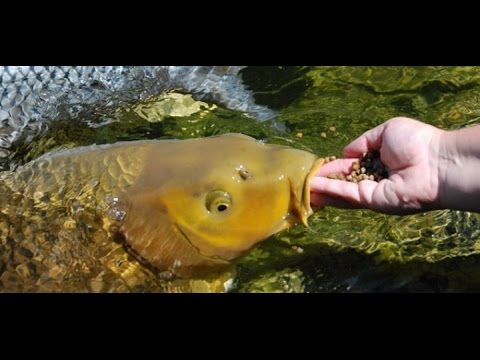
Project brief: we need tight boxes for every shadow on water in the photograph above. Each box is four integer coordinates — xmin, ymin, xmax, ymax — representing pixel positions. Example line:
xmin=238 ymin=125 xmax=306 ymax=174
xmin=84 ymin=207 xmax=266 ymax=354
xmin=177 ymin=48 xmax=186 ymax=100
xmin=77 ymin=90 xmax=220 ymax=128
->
xmin=234 ymin=243 xmax=480 ymax=293
xmin=240 ymin=66 xmax=313 ymax=109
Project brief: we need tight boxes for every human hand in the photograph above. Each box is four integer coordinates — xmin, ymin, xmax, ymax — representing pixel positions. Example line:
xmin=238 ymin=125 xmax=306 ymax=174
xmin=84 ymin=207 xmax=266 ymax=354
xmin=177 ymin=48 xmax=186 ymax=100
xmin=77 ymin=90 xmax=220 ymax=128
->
xmin=310 ymin=117 xmax=446 ymax=214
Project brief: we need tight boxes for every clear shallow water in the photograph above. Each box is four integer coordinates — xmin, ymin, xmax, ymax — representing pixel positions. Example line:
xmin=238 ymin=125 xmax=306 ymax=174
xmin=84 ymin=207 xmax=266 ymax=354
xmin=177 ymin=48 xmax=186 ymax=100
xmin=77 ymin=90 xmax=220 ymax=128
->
xmin=235 ymin=66 xmax=480 ymax=292
xmin=7 ymin=66 xmax=480 ymax=292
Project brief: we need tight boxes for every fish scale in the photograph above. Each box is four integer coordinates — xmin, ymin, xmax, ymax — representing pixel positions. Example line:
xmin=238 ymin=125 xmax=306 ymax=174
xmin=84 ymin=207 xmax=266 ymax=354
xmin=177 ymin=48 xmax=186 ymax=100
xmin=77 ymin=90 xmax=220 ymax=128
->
xmin=0 ymin=141 xmax=158 ymax=292
xmin=0 ymin=66 xmax=276 ymax=166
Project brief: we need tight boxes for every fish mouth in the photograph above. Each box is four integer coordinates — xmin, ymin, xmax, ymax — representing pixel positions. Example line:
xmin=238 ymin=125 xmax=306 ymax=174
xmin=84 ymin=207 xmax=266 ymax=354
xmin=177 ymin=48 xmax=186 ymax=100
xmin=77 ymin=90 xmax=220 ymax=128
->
xmin=299 ymin=157 xmax=325 ymax=227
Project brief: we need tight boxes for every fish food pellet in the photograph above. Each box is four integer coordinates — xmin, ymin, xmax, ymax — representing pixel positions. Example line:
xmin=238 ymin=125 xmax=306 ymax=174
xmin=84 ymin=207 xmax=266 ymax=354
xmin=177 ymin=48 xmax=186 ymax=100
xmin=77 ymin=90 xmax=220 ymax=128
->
xmin=291 ymin=245 xmax=304 ymax=254
xmin=323 ymin=150 xmax=389 ymax=183
xmin=345 ymin=151 xmax=389 ymax=183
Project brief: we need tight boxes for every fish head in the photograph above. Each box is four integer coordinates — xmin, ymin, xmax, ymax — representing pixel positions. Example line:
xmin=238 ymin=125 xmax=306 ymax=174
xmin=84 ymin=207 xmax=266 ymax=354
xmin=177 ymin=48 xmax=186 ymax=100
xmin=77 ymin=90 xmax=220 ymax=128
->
xmin=120 ymin=133 xmax=324 ymax=276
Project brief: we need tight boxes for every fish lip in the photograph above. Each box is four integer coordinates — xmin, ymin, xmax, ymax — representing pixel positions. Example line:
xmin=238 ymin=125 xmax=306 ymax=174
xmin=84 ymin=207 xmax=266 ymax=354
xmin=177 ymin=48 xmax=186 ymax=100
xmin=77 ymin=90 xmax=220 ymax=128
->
xmin=300 ymin=157 xmax=325 ymax=226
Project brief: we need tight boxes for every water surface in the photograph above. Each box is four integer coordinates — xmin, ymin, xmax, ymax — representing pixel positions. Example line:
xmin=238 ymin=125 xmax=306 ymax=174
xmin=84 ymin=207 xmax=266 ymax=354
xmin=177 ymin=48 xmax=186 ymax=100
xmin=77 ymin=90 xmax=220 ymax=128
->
xmin=8 ymin=66 xmax=480 ymax=292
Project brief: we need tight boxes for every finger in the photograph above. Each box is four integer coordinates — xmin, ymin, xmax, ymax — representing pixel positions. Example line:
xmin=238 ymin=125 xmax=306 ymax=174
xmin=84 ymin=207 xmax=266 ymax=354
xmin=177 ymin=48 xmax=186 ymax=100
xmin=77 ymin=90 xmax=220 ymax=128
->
xmin=315 ymin=158 xmax=360 ymax=177
xmin=343 ymin=123 xmax=385 ymax=158
xmin=310 ymin=177 xmax=379 ymax=207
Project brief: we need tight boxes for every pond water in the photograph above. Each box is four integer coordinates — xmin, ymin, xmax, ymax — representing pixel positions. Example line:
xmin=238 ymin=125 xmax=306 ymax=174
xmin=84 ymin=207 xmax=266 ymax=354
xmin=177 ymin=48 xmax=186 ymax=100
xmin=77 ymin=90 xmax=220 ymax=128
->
xmin=5 ymin=66 xmax=480 ymax=292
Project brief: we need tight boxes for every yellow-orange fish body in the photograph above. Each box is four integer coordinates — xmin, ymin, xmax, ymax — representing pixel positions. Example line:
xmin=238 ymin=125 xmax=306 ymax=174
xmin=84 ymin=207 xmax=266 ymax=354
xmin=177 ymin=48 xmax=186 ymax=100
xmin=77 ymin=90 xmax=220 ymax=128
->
xmin=0 ymin=134 xmax=323 ymax=291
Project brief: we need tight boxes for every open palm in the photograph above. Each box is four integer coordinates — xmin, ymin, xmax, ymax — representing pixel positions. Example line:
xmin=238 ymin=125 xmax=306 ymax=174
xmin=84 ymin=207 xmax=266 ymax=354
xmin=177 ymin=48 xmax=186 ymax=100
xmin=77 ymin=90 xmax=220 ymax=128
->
xmin=310 ymin=117 xmax=445 ymax=214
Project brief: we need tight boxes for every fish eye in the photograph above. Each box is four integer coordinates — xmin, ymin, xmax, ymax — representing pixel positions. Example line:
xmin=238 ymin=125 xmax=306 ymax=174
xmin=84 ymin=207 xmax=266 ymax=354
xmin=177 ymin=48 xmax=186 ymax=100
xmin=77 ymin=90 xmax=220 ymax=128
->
xmin=205 ymin=190 xmax=231 ymax=214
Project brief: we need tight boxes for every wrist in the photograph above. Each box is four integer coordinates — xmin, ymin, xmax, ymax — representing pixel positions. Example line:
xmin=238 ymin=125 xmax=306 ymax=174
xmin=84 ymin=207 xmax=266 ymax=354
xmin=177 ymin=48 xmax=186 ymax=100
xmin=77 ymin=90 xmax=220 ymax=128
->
xmin=438 ymin=126 xmax=480 ymax=212
xmin=437 ymin=129 xmax=454 ymax=210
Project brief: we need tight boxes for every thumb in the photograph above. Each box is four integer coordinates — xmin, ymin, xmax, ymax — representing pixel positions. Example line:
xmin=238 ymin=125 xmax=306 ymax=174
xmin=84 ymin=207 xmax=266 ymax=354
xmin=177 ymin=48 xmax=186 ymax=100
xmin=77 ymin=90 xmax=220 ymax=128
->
xmin=343 ymin=123 xmax=385 ymax=158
